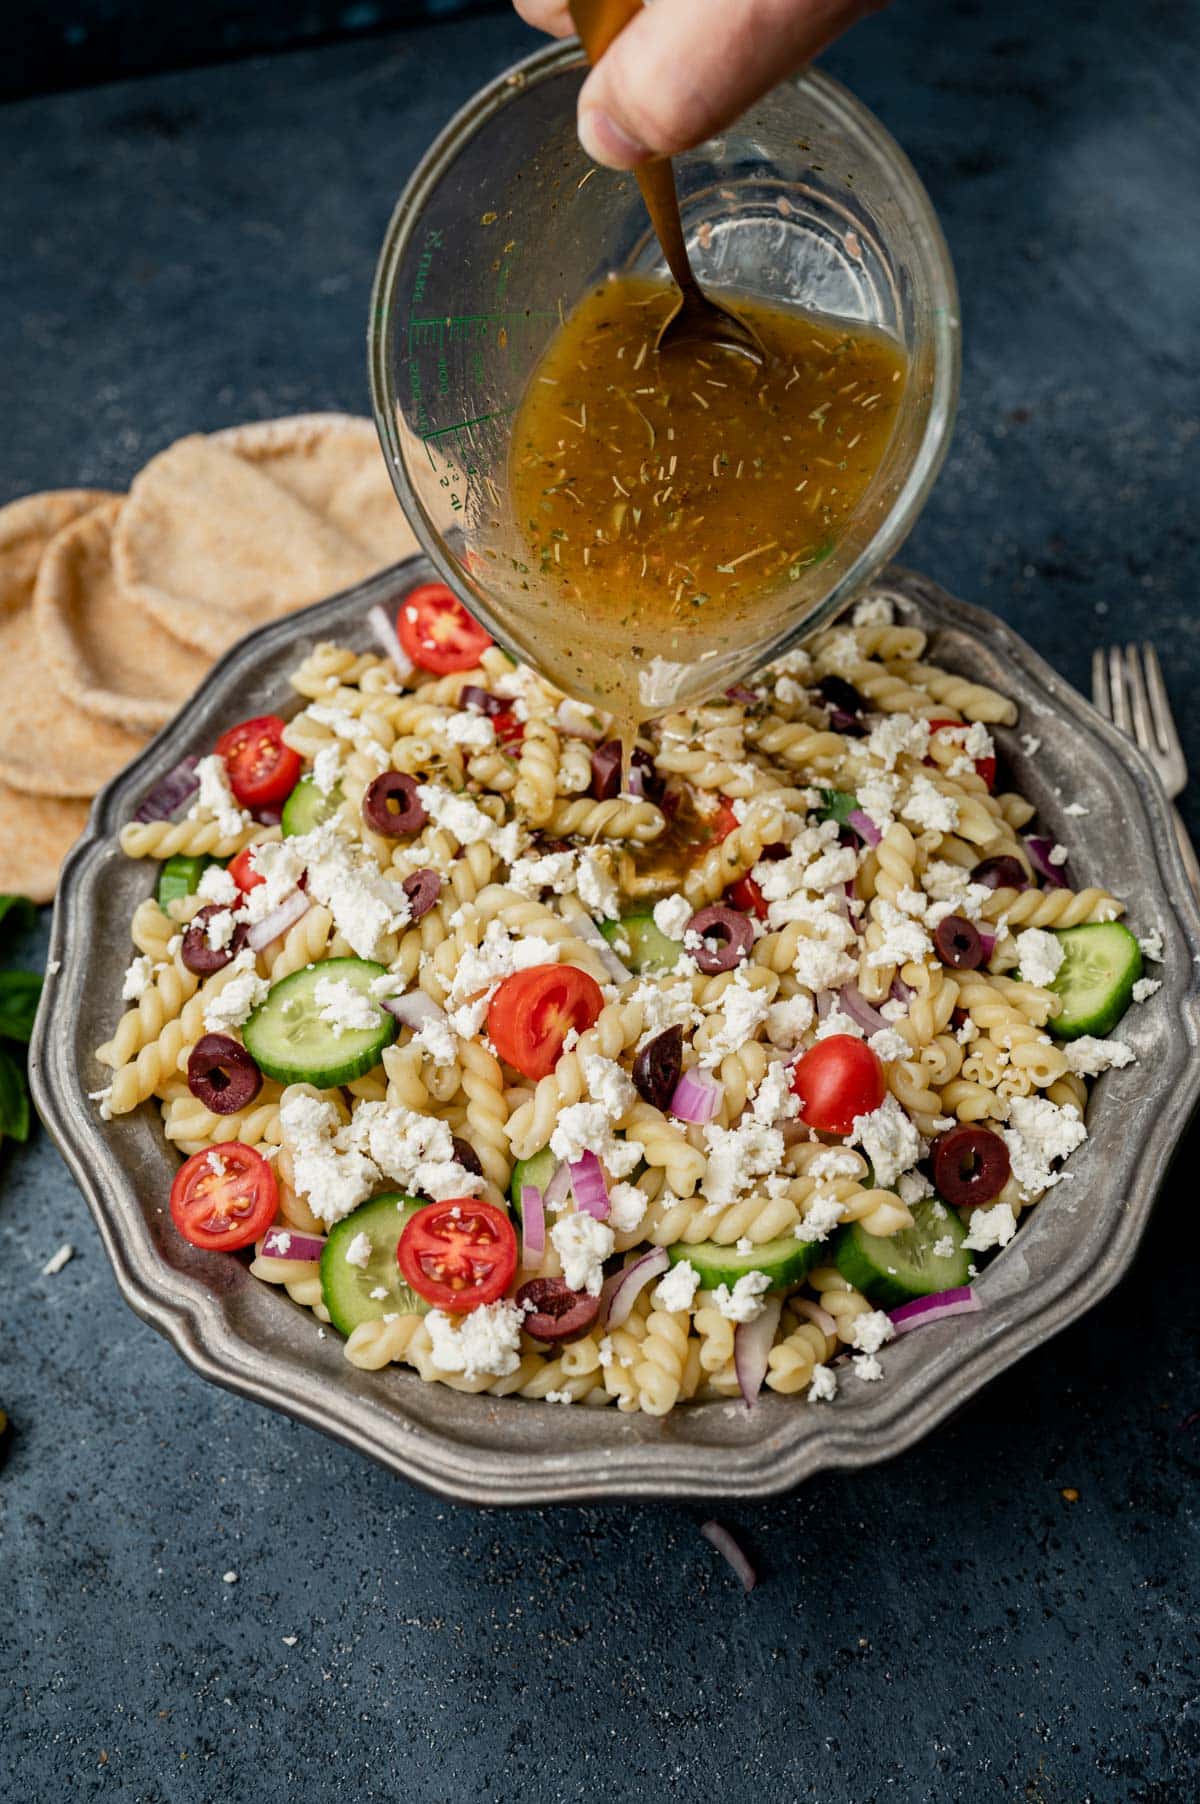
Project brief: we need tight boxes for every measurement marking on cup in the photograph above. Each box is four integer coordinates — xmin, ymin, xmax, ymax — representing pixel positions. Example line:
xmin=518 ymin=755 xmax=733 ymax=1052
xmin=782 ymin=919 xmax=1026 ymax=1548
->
xmin=421 ymin=408 xmax=515 ymax=471
xmin=407 ymin=309 xmax=557 ymax=350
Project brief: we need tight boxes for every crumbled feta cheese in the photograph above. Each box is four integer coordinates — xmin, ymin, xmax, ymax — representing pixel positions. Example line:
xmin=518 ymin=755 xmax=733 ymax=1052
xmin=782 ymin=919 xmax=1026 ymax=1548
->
xmin=205 ymin=1149 xmax=227 ymax=1178
xmin=847 ymin=1309 xmax=895 ymax=1354
xmin=506 ymin=849 xmax=578 ymax=898
xmin=549 ymin=1102 xmax=643 ymax=1177
xmin=304 ymin=703 xmax=389 ymax=769
xmin=856 ymin=772 xmax=899 ymax=832
xmin=1020 ymin=733 xmax=1041 ymax=758
xmin=575 ymin=848 xmax=621 ymax=918
xmin=246 ymin=840 xmax=307 ymax=914
xmin=311 ymin=744 xmax=343 ymax=795
xmin=900 ymin=774 xmax=959 ymax=834
xmin=1047 ymin=844 xmax=1069 ymax=867
xmin=581 ymin=1053 xmax=638 ymax=1122
xmin=197 ymin=864 xmax=239 ymax=906
xmin=203 ymin=950 xmax=269 ymax=1033
xmin=868 ymin=1027 xmax=909 ymax=1064
xmin=750 ymin=1060 xmax=801 ymax=1128
xmin=550 ymin=1210 xmax=614 ymax=1296
xmin=698 ymin=970 xmax=773 ymax=1066
xmin=764 ymin=993 xmax=814 ymax=1047
xmin=426 ymin=1300 xmax=525 ymax=1379
xmin=713 ymin=1271 xmax=772 ymax=1322
xmin=866 ymin=713 xmax=930 ymax=772
xmin=1062 ymin=801 xmax=1089 ymax=817
xmin=607 ymin=1182 xmax=648 ymax=1233
xmin=1000 ymin=1095 xmax=1087 ymax=1201
xmin=897 ymin=1168 xmax=934 ymax=1207
xmin=596 ymin=1336 xmax=614 ymax=1368
xmin=189 ymin=753 xmax=249 ymax=838
xmin=411 ymin=1013 xmax=459 ymax=1067
xmin=962 ymin=1201 xmax=1018 ymax=1252
xmin=1132 ymin=977 xmax=1161 ymax=1003
xmin=850 ymin=1093 xmax=922 ymax=1190
xmin=931 ymin=1234 xmax=956 ymax=1259
xmin=653 ymin=1258 xmax=700 ymax=1312
xmin=41 ymin=1243 xmax=75 ymax=1276
xmin=279 ymin=1090 xmax=378 ymax=1224
xmin=791 ymin=935 xmax=858 ymax=992
xmin=1137 ymin=928 xmax=1163 ymax=962
xmin=1014 ymin=928 xmax=1065 ymax=989
xmin=88 ymin=1084 xmax=113 ymax=1120
xmin=652 ymin=893 xmax=693 ymax=941
xmin=865 ymin=899 xmax=932 ymax=969
xmin=544 ymin=1388 xmax=574 ymax=1404
xmin=808 ymin=1364 xmax=838 ymax=1402
xmin=879 ymin=998 xmax=908 ymax=1023
xmin=203 ymin=908 xmax=237 ymax=952
xmin=628 ymin=977 xmax=702 ymax=1049
xmin=223 ymin=1571 xmax=238 ymax=1585
xmin=346 ymin=1101 xmax=482 ymax=1202
xmin=283 ymin=823 xmax=410 ymax=959
xmin=852 ymin=1353 xmax=885 ymax=1382
xmin=702 ymin=1118 xmax=786 ymax=1207
xmin=121 ymin=954 xmax=156 ymax=1002
xmin=444 ymin=710 xmax=496 ymax=750
xmin=344 ymin=1231 xmax=373 ymax=1269
xmin=314 ymin=974 xmax=380 ymax=1037
xmin=447 ymin=919 xmax=562 ymax=1007
xmin=1065 ymin=1035 xmax=1135 ymax=1076
xmin=415 ymin=783 xmax=496 ymax=847
xmin=735 ymin=1235 xmax=755 ymax=1254
xmin=794 ymin=1189 xmax=845 ymax=1242
xmin=852 ymin=593 xmax=894 ymax=626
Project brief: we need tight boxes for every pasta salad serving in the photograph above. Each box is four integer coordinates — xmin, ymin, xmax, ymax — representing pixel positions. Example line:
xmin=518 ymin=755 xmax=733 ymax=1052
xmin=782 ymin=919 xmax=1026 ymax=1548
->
xmin=91 ymin=582 xmax=1160 ymax=1416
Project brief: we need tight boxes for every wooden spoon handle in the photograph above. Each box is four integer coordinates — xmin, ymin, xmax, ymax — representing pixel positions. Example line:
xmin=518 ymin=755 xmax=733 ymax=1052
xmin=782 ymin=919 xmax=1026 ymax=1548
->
xmin=567 ymin=0 xmax=701 ymax=301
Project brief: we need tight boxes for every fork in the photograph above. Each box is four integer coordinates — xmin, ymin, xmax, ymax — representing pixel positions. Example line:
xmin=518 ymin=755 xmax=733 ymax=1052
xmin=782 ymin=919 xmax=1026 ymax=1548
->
xmin=1092 ymin=642 xmax=1200 ymax=897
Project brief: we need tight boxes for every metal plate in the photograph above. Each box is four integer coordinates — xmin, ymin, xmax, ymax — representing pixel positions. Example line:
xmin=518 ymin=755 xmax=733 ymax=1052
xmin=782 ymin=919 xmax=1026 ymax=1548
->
xmin=30 ymin=560 xmax=1200 ymax=1505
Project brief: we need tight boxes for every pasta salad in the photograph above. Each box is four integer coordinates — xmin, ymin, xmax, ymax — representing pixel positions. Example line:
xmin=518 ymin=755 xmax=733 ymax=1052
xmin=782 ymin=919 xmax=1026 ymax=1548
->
xmin=92 ymin=584 xmax=1157 ymax=1415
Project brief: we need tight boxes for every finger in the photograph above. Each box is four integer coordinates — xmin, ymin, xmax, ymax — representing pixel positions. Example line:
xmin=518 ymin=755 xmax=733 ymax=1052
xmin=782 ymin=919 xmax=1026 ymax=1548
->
xmin=577 ymin=0 xmax=885 ymax=168
xmin=513 ymin=0 xmax=574 ymax=38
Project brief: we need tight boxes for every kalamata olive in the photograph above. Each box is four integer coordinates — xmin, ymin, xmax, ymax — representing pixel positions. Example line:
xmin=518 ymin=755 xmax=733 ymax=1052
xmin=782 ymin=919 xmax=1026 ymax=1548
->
xmin=459 ymin=685 xmax=506 ymax=717
xmin=251 ymin=804 xmax=283 ymax=827
xmin=627 ymin=746 xmax=665 ymax=805
xmin=817 ymin=675 xmax=867 ymax=718
xmin=970 ymin=854 xmax=1026 ymax=891
xmin=590 ymin=739 xmax=624 ymax=801
xmin=402 ymin=867 xmax=442 ymax=920
xmin=931 ymin=1123 xmax=1011 ymax=1209
xmin=451 ymin=1136 xmax=484 ymax=1178
xmin=686 ymin=903 xmax=754 ymax=974
xmin=633 ymin=1024 xmax=684 ymax=1111
xmin=933 ymin=914 xmax=984 ymax=970
xmin=516 ymin=1276 xmax=601 ymax=1344
xmin=187 ymin=1033 xmax=262 ymax=1114
xmin=362 ymin=772 xmax=426 ymax=837
xmin=181 ymin=905 xmax=249 ymax=976
xmin=759 ymin=841 xmax=789 ymax=861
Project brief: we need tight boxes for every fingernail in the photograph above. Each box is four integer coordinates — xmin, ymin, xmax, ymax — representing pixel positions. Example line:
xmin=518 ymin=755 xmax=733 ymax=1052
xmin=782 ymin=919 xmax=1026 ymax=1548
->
xmin=578 ymin=105 xmax=649 ymax=170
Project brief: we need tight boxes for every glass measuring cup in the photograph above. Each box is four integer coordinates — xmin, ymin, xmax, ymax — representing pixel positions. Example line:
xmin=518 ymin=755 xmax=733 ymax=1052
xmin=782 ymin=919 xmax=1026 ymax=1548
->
xmin=370 ymin=40 xmax=959 ymax=720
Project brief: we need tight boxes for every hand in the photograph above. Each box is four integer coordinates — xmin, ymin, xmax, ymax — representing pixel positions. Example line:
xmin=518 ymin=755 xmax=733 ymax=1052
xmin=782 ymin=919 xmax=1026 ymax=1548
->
xmin=514 ymin=0 xmax=887 ymax=169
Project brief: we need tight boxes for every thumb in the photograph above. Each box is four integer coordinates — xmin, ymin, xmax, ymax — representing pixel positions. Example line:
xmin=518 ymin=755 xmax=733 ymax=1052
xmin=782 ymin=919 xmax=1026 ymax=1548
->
xmin=577 ymin=0 xmax=884 ymax=169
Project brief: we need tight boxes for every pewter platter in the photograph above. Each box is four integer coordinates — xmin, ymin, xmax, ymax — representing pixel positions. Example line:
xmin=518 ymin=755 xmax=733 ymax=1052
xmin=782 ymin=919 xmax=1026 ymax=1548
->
xmin=30 ymin=560 xmax=1200 ymax=1505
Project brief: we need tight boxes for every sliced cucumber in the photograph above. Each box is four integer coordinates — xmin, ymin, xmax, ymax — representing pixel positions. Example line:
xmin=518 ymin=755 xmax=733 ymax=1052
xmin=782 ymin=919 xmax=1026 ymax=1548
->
xmin=816 ymin=788 xmax=859 ymax=827
xmin=320 ymin=1193 xmax=428 ymax=1336
xmin=509 ymin=1146 xmax=557 ymax=1224
xmin=281 ymin=774 xmax=343 ymax=838
xmin=156 ymin=853 xmax=217 ymax=907
xmin=600 ymin=911 xmax=682 ymax=973
xmin=243 ymin=956 xmax=396 ymax=1087
xmin=668 ymin=1233 xmax=820 ymax=1293
xmin=832 ymin=1199 xmax=970 ymax=1308
xmin=1048 ymin=922 xmax=1142 ymax=1040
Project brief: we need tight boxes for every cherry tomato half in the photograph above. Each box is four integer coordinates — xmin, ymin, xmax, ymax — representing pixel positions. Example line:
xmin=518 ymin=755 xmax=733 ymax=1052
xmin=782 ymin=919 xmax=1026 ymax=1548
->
xmin=727 ymin=874 xmax=768 ymax=921
xmin=226 ymin=845 xmax=266 ymax=893
xmin=488 ymin=964 xmax=605 ymax=1081
xmin=711 ymin=799 xmax=740 ymax=842
xmin=790 ymin=1035 xmax=885 ymax=1136
xmin=926 ymin=719 xmax=996 ymax=792
xmin=397 ymin=582 xmax=492 ymax=674
xmin=169 ymin=1142 xmax=277 ymax=1251
xmin=215 ymin=715 xmax=301 ymax=809
xmin=397 ymin=1198 xmax=518 ymax=1311
xmin=492 ymin=708 xmax=525 ymax=750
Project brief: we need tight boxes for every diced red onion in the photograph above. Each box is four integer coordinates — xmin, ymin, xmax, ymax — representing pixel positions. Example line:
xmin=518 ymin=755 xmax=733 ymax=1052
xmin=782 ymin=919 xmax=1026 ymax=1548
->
xmin=567 ymin=908 xmax=632 ymax=982
xmin=791 ymin=1296 xmax=837 ymax=1339
xmin=522 ymin=1185 xmax=545 ymax=1262
xmin=600 ymin=1246 xmax=669 ymax=1327
xmin=543 ymin=1159 xmax=571 ymax=1214
xmin=816 ymin=988 xmax=834 ymax=1020
xmin=978 ymin=930 xmax=997 ymax=960
xmin=133 ymin=755 xmax=199 ymax=822
xmin=889 ymin=976 xmax=913 ymax=1005
xmin=382 ymin=990 xmax=447 ymax=1031
xmin=368 ymin=602 xmax=415 ymax=680
xmin=246 ymin=889 xmax=310 ymax=951
xmin=1024 ymin=836 xmax=1068 ymax=888
xmin=724 ymin=683 xmax=758 ymax=703
xmin=888 ymin=1286 xmax=980 ymax=1335
xmin=699 ymin=1520 xmax=757 ymax=1591
xmin=460 ymin=685 xmax=505 ymax=717
xmin=568 ymin=1149 xmax=610 ymax=1219
xmin=625 ymin=759 xmax=646 ymax=798
xmin=847 ymin=807 xmax=882 ymax=846
xmin=734 ymin=1295 xmax=783 ymax=1409
xmin=836 ymin=982 xmax=891 ymax=1036
xmin=259 ymin=1226 xmax=326 ymax=1262
xmin=668 ymin=1067 xmax=724 ymax=1124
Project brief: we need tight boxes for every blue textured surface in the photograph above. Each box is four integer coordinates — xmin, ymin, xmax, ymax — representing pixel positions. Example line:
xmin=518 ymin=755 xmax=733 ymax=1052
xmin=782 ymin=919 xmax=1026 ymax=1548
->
xmin=2 ymin=4 xmax=1198 ymax=1798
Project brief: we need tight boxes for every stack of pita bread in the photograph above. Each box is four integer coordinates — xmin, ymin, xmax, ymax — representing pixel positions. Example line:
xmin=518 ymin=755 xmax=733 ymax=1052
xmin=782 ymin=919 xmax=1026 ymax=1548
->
xmin=0 ymin=415 xmax=418 ymax=901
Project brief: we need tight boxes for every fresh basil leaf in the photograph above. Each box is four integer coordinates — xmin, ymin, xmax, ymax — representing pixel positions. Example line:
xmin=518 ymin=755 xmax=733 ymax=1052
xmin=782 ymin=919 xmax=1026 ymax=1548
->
xmin=0 ymin=895 xmax=36 ymax=938
xmin=816 ymin=787 xmax=859 ymax=828
xmin=0 ymin=971 xmax=43 ymax=1044
xmin=0 ymin=1045 xmax=30 ymax=1143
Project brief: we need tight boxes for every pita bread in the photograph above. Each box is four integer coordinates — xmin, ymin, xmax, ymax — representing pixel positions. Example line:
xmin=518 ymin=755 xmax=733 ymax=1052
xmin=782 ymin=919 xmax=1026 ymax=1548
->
xmin=112 ymin=433 xmax=386 ymax=657
xmin=34 ymin=497 xmax=210 ymax=733
xmin=0 ymin=491 xmax=147 ymax=799
xmin=0 ymin=778 xmax=90 ymax=903
xmin=214 ymin=414 xmax=420 ymax=568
